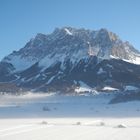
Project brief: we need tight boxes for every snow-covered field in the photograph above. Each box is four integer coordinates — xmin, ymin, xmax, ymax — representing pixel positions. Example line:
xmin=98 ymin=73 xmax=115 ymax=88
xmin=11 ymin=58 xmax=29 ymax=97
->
xmin=0 ymin=93 xmax=140 ymax=140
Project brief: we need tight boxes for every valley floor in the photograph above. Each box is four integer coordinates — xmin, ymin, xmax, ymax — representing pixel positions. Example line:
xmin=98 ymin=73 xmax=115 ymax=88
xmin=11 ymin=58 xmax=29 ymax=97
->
xmin=0 ymin=93 xmax=140 ymax=140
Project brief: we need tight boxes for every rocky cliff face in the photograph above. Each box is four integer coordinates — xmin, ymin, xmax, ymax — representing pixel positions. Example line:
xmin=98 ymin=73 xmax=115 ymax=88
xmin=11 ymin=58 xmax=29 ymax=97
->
xmin=1 ymin=27 xmax=140 ymax=93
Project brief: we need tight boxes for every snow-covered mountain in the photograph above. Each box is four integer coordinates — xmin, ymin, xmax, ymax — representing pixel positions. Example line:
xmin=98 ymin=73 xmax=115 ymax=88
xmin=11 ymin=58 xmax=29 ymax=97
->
xmin=1 ymin=27 xmax=140 ymax=93
xmin=2 ymin=27 xmax=140 ymax=72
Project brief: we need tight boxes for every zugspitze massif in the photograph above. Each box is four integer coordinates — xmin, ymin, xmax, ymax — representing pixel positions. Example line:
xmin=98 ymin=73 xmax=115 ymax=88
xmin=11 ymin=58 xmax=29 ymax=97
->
xmin=1 ymin=27 xmax=140 ymax=93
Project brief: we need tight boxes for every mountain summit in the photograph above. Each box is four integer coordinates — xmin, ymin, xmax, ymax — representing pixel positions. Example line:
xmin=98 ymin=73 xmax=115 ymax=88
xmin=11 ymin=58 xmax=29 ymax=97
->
xmin=1 ymin=27 xmax=140 ymax=93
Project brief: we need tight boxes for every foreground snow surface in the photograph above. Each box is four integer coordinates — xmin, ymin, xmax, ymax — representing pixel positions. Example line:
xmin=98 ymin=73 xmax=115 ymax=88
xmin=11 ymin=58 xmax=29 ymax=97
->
xmin=0 ymin=118 xmax=140 ymax=140
xmin=0 ymin=93 xmax=140 ymax=140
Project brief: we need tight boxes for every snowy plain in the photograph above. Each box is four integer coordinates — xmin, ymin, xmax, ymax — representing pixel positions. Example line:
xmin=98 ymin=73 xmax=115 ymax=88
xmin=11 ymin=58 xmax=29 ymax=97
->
xmin=0 ymin=93 xmax=140 ymax=140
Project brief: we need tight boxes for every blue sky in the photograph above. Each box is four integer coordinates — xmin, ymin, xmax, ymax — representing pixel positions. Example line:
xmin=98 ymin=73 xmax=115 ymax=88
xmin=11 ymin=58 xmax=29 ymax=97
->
xmin=0 ymin=0 xmax=140 ymax=60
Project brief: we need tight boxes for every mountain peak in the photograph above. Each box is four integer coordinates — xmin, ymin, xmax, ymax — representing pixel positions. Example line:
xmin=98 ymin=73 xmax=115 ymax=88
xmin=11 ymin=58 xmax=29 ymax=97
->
xmin=97 ymin=28 xmax=119 ymax=42
xmin=35 ymin=33 xmax=47 ymax=39
xmin=99 ymin=28 xmax=109 ymax=33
